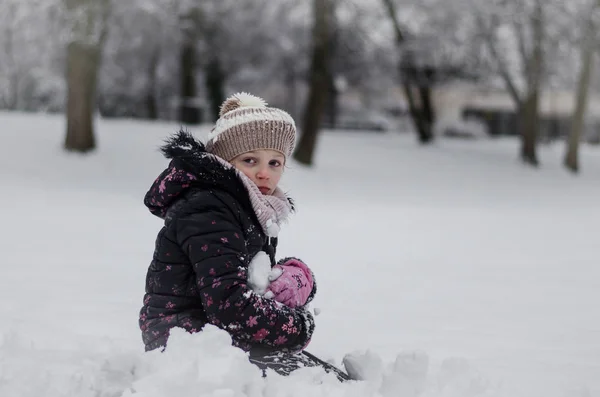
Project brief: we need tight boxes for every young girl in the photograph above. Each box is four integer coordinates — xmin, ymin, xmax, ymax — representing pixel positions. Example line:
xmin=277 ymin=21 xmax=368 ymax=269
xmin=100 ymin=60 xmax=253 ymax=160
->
xmin=139 ymin=93 xmax=349 ymax=380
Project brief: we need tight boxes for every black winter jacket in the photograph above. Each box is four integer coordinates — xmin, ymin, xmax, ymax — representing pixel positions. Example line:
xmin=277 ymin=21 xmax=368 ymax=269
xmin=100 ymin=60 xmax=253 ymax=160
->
xmin=139 ymin=131 xmax=314 ymax=353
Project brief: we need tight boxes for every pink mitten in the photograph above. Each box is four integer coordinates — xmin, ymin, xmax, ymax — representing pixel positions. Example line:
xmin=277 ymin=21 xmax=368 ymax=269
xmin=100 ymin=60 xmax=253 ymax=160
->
xmin=265 ymin=258 xmax=314 ymax=308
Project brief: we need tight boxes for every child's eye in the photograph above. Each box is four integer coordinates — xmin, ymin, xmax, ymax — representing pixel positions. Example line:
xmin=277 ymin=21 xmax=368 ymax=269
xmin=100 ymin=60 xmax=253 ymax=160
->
xmin=269 ymin=160 xmax=282 ymax=167
xmin=243 ymin=158 xmax=256 ymax=165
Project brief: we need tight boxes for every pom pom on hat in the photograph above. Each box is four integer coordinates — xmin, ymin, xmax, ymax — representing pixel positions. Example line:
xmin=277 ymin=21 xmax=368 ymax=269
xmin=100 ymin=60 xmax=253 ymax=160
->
xmin=219 ymin=92 xmax=268 ymax=117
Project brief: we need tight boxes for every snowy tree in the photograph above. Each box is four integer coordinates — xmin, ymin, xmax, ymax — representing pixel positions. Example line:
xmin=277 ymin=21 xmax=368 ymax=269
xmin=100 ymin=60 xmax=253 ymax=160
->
xmin=381 ymin=0 xmax=436 ymax=144
xmin=3 ymin=0 xmax=595 ymax=174
xmin=315 ymin=1 xmax=399 ymax=127
xmin=96 ymin=0 xmax=304 ymax=122
xmin=99 ymin=0 xmax=181 ymax=119
xmin=0 ymin=0 xmax=65 ymax=111
xmin=378 ymin=0 xmax=484 ymax=144
xmin=473 ymin=0 xmax=558 ymax=166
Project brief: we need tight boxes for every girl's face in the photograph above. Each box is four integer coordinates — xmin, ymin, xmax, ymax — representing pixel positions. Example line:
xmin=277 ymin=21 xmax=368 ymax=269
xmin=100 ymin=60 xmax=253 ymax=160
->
xmin=230 ymin=149 xmax=285 ymax=195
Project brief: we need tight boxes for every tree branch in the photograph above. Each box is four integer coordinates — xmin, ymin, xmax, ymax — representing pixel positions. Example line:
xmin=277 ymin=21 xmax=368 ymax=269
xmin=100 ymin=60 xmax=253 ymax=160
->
xmin=476 ymin=13 xmax=523 ymax=107
xmin=380 ymin=0 xmax=404 ymax=44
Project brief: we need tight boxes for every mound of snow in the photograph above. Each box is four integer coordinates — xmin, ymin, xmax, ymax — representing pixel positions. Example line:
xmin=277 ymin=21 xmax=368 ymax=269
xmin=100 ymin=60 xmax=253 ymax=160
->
xmin=1 ymin=325 xmax=504 ymax=397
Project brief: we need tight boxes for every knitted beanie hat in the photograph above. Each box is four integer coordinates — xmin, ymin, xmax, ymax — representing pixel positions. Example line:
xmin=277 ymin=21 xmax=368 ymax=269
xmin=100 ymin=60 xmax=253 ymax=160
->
xmin=205 ymin=92 xmax=297 ymax=162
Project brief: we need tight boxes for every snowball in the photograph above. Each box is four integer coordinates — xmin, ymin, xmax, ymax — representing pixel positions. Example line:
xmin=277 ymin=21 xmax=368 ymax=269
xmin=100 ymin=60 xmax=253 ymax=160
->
xmin=268 ymin=266 xmax=283 ymax=281
xmin=265 ymin=219 xmax=280 ymax=237
xmin=247 ymin=251 xmax=272 ymax=295
xmin=343 ymin=350 xmax=384 ymax=382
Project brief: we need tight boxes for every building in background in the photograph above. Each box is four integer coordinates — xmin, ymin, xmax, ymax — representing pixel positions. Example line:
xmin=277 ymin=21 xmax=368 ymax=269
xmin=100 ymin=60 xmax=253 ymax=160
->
xmin=434 ymin=84 xmax=600 ymax=143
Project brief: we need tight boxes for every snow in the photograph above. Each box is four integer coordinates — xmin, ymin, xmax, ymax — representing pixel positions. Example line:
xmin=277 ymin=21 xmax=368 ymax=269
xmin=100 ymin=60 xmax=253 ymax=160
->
xmin=343 ymin=350 xmax=385 ymax=382
xmin=248 ymin=251 xmax=272 ymax=295
xmin=1 ymin=110 xmax=600 ymax=397
xmin=265 ymin=219 xmax=280 ymax=238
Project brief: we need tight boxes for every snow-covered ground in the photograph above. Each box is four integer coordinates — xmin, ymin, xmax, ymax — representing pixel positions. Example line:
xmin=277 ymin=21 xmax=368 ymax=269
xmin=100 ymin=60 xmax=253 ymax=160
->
xmin=1 ymin=111 xmax=599 ymax=397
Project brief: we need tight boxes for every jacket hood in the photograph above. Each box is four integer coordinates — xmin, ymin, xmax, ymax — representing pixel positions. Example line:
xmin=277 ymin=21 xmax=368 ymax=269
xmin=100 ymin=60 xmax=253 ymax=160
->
xmin=144 ymin=130 xmax=294 ymax=219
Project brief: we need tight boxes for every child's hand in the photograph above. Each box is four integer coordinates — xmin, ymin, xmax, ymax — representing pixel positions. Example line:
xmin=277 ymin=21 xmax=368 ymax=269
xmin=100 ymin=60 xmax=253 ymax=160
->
xmin=264 ymin=258 xmax=314 ymax=308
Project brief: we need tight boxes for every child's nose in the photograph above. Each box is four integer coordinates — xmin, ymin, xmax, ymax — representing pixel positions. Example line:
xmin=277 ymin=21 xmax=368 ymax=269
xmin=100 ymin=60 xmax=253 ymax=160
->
xmin=257 ymin=167 xmax=270 ymax=179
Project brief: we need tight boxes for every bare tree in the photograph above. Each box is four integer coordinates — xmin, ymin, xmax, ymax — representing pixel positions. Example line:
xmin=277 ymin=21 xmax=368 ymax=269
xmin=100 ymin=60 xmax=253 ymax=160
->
xmin=64 ymin=0 xmax=110 ymax=152
xmin=565 ymin=0 xmax=599 ymax=173
xmin=477 ymin=0 xmax=545 ymax=166
xmin=293 ymin=0 xmax=335 ymax=166
xmin=381 ymin=0 xmax=435 ymax=144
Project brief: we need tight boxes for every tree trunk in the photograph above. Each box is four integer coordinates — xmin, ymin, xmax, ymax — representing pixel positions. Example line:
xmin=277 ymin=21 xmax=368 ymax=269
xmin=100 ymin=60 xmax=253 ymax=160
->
xmin=324 ymin=72 xmax=339 ymax=128
xmin=179 ymin=39 xmax=199 ymax=124
xmin=324 ymin=11 xmax=339 ymax=129
xmin=3 ymin=3 xmax=18 ymax=110
xmin=402 ymin=82 xmax=429 ymax=143
xmin=284 ymin=58 xmax=298 ymax=119
xmin=519 ymin=0 xmax=543 ymax=166
xmin=565 ymin=6 xmax=597 ymax=173
xmin=179 ymin=8 xmax=201 ymax=125
xmin=400 ymin=63 xmax=435 ymax=143
xmin=65 ymin=42 xmax=101 ymax=152
xmin=419 ymin=67 xmax=436 ymax=135
xmin=205 ymin=56 xmax=225 ymax=122
xmin=145 ymin=46 xmax=159 ymax=120
xmin=293 ymin=0 xmax=332 ymax=166
xmin=415 ymin=67 xmax=435 ymax=143
xmin=519 ymin=91 xmax=540 ymax=166
xmin=64 ymin=0 xmax=109 ymax=153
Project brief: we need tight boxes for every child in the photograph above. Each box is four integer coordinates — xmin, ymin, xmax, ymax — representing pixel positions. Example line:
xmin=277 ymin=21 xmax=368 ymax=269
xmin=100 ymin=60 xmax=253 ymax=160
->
xmin=139 ymin=92 xmax=349 ymax=380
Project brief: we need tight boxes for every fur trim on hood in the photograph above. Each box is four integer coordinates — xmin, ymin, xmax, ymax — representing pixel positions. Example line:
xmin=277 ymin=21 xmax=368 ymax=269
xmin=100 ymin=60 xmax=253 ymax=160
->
xmin=144 ymin=130 xmax=294 ymax=234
